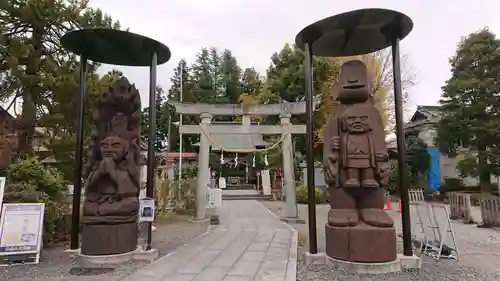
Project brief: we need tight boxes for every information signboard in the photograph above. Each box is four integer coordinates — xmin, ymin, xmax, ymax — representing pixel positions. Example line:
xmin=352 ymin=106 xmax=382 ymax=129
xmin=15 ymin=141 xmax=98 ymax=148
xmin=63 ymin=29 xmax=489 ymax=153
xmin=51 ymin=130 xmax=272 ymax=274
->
xmin=139 ymin=198 xmax=155 ymax=223
xmin=0 ymin=203 xmax=45 ymax=265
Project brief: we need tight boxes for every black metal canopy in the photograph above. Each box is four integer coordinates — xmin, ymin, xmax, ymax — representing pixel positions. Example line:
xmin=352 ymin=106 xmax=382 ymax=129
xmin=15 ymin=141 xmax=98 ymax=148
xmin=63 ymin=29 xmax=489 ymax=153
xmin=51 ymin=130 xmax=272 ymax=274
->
xmin=295 ymin=8 xmax=413 ymax=57
xmin=60 ymin=29 xmax=171 ymax=66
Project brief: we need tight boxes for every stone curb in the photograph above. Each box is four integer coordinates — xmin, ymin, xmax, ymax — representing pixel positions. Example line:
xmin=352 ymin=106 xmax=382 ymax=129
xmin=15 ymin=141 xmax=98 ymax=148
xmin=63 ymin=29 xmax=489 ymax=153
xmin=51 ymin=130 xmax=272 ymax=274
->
xmin=260 ymin=202 xmax=298 ymax=281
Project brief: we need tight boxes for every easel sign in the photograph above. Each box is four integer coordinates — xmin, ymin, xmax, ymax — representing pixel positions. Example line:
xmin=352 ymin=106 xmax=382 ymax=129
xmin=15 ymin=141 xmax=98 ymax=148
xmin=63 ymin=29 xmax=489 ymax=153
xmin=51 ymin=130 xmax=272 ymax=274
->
xmin=139 ymin=197 xmax=155 ymax=223
xmin=0 ymin=203 xmax=45 ymax=266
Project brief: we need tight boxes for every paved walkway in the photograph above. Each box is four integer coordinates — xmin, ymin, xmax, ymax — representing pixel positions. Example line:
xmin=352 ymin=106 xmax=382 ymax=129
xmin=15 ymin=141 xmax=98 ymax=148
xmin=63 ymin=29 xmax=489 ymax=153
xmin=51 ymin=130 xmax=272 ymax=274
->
xmin=123 ymin=200 xmax=298 ymax=281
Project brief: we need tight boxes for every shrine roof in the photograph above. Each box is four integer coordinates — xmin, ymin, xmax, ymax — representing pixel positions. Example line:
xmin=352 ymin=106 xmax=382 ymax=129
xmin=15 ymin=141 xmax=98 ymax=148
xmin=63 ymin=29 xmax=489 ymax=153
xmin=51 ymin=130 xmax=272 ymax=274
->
xmin=193 ymin=133 xmax=267 ymax=151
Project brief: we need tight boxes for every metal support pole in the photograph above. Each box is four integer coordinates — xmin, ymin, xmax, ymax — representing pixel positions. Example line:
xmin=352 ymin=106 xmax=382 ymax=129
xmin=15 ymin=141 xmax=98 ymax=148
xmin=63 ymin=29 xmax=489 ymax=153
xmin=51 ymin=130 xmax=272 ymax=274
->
xmin=304 ymin=42 xmax=318 ymax=254
xmin=391 ymin=38 xmax=413 ymax=256
xmin=178 ymin=65 xmax=184 ymax=198
xmin=70 ymin=56 xmax=87 ymax=250
xmin=146 ymin=52 xmax=158 ymax=251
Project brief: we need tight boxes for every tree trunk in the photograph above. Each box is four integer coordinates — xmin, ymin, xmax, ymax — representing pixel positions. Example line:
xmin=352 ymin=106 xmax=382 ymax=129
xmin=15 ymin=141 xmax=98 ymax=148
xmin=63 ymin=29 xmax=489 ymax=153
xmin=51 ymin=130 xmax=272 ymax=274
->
xmin=477 ymin=143 xmax=491 ymax=193
xmin=18 ymin=32 xmax=43 ymax=156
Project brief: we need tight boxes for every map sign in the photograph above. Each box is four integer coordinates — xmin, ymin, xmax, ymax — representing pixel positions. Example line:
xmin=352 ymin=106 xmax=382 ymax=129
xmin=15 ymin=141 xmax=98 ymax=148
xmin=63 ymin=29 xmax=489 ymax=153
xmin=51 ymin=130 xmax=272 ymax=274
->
xmin=0 ymin=203 xmax=45 ymax=265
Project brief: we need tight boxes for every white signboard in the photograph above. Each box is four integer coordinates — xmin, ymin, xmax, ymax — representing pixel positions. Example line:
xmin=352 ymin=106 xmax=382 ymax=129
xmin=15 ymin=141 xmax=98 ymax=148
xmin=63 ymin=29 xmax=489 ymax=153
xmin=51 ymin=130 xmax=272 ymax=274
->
xmin=0 ymin=177 xmax=5 ymax=210
xmin=139 ymin=198 xmax=155 ymax=223
xmin=218 ymin=177 xmax=227 ymax=189
xmin=0 ymin=203 xmax=45 ymax=265
xmin=261 ymin=170 xmax=271 ymax=196
xmin=208 ymin=188 xmax=222 ymax=207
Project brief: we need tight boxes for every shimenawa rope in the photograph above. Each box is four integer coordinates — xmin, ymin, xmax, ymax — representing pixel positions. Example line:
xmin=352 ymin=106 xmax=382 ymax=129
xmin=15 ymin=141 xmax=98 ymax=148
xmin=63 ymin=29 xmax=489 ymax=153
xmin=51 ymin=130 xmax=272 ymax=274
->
xmin=197 ymin=124 xmax=290 ymax=153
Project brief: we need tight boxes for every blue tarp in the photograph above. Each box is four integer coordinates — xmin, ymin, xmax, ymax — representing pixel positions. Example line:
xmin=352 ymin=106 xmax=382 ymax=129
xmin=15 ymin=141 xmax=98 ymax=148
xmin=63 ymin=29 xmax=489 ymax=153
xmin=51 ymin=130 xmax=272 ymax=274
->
xmin=427 ymin=147 xmax=441 ymax=193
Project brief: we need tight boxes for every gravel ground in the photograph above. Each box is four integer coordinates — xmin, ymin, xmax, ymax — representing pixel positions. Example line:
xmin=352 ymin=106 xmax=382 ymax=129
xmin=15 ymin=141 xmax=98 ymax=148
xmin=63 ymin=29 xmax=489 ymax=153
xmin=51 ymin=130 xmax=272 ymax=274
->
xmin=0 ymin=214 xmax=209 ymax=281
xmin=262 ymin=201 xmax=500 ymax=281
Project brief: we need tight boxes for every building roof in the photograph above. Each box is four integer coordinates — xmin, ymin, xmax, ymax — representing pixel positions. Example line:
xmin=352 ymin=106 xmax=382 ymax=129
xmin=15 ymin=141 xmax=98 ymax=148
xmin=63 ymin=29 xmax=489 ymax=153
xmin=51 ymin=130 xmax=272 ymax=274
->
xmin=405 ymin=105 xmax=441 ymax=131
xmin=409 ymin=105 xmax=440 ymax=122
xmin=193 ymin=133 xmax=267 ymax=151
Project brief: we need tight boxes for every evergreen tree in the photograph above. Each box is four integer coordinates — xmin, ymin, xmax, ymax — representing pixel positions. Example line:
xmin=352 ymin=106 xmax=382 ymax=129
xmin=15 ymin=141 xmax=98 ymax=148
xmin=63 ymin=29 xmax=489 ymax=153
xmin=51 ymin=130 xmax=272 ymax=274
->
xmin=166 ymin=59 xmax=197 ymax=153
xmin=241 ymin=68 xmax=263 ymax=96
xmin=141 ymin=86 xmax=168 ymax=152
xmin=0 ymin=0 xmax=120 ymax=155
xmin=436 ymin=28 xmax=500 ymax=192
xmin=40 ymin=69 xmax=123 ymax=181
xmin=219 ymin=49 xmax=241 ymax=104
xmin=192 ymin=48 xmax=217 ymax=103
xmin=261 ymin=43 xmax=337 ymax=156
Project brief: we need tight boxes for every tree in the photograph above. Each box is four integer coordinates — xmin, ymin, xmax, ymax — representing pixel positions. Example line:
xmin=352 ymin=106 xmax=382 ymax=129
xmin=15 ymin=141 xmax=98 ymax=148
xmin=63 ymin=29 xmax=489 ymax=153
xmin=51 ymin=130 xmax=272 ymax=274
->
xmin=436 ymin=28 xmax=500 ymax=192
xmin=338 ymin=50 xmax=415 ymax=128
xmin=141 ymin=86 xmax=169 ymax=152
xmin=166 ymin=59 xmax=197 ymax=153
xmin=315 ymin=49 xmax=416 ymax=151
xmin=261 ymin=43 xmax=337 ymax=157
xmin=0 ymin=0 xmax=120 ymax=155
xmin=39 ymin=69 xmax=124 ymax=181
xmin=240 ymin=68 xmax=263 ymax=97
xmin=406 ymin=137 xmax=430 ymax=188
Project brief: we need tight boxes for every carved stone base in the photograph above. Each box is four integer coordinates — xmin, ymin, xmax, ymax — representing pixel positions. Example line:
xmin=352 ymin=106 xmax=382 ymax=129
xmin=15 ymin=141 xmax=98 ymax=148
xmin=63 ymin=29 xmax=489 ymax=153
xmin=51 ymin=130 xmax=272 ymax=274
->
xmin=81 ymin=222 xmax=138 ymax=255
xmin=325 ymin=223 xmax=397 ymax=263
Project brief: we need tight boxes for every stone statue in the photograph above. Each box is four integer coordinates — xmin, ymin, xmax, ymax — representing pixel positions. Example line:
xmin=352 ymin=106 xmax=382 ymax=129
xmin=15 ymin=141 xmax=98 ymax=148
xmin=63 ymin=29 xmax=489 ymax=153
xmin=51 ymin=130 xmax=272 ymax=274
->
xmin=323 ymin=60 xmax=395 ymax=263
xmin=81 ymin=78 xmax=141 ymax=256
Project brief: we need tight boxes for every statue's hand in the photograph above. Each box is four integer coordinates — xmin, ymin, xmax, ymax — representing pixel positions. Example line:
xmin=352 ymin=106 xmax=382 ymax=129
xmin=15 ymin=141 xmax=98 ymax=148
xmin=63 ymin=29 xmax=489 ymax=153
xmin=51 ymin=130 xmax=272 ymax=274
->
xmin=97 ymin=158 xmax=107 ymax=172
xmin=331 ymin=136 xmax=341 ymax=151
xmin=377 ymin=162 xmax=391 ymax=186
xmin=375 ymin=152 xmax=389 ymax=162
xmin=103 ymin=157 xmax=116 ymax=172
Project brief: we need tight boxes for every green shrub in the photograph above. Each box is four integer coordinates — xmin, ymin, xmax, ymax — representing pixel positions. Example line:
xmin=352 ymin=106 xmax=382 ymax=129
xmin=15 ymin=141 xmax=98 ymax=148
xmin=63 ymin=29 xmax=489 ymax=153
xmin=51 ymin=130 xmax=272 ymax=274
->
xmin=4 ymin=157 xmax=70 ymax=244
xmin=296 ymin=183 xmax=322 ymax=204
xmin=387 ymin=165 xmax=413 ymax=195
xmin=173 ymin=177 xmax=197 ymax=215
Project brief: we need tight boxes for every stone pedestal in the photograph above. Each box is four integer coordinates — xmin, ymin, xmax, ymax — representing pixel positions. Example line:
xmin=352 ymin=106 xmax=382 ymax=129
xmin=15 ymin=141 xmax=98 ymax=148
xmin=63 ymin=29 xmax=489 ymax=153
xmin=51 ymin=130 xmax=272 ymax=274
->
xmin=325 ymin=223 xmax=397 ymax=262
xmin=81 ymin=222 xmax=138 ymax=256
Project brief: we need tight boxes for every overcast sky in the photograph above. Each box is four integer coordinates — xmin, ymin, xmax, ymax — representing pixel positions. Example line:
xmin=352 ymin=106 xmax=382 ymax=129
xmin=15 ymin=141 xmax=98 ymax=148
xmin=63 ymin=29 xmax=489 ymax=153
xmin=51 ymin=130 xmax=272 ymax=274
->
xmin=83 ymin=0 xmax=500 ymax=111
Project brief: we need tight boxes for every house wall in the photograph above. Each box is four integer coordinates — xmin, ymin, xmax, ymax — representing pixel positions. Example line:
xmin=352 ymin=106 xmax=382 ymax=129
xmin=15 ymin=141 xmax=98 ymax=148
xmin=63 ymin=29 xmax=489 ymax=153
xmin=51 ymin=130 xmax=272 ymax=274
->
xmin=417 ymin=127 xmax=498 ymax=186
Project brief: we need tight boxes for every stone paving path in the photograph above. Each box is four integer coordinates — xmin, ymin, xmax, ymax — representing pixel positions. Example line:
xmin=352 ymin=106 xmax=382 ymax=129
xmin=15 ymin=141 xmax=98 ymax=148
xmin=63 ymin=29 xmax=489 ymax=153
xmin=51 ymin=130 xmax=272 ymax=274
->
xmin=122 ymin=200 xmax=298 ymax=281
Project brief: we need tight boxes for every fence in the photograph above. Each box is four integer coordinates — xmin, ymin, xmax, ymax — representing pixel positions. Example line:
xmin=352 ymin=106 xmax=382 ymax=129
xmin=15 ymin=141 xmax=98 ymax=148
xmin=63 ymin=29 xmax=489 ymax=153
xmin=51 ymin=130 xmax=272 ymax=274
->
xmin=448 ymin=192 xmax=473 ymax=223
xmin=409 ymin=189 xmax=425 ymax=203
xmin=479 ymin=194 xmax=500 ymax=227
xmin=412 ymin=202 xmax=460 ymax=260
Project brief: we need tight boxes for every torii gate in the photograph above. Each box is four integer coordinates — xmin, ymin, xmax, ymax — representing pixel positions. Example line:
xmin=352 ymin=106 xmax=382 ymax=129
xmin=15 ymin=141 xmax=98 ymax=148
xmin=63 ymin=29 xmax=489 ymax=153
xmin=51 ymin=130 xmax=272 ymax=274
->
xmin=168 ymin=100 xmax=319 ymax=221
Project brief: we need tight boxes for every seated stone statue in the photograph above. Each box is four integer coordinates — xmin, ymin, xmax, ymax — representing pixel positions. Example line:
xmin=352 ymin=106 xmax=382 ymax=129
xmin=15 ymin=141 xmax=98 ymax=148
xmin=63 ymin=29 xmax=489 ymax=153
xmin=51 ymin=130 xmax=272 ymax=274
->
xmin=83 ymin=135 xmax=139 ymax=224
xmin=80 ymin=77 xmax=142 ymax=256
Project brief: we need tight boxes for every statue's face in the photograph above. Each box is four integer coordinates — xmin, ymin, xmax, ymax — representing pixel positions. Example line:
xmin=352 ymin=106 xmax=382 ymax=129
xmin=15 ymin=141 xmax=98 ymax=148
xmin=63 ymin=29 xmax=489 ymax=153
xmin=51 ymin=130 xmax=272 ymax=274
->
xmin=110 ymin=112 xmax=127 ymax=132
xmin=338 ymin=60 xmax=370 ymax=103
xmin=345 ymin=111 xmax=370 ymax=133
xmin=100 ymin=136 xmax=127 ymax=161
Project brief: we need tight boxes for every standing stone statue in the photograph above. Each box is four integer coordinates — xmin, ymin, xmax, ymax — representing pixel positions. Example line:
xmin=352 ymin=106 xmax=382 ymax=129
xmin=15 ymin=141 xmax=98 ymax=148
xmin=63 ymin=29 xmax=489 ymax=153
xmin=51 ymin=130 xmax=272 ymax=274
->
xmin=323 ymin=60 xmax=394 ymax=263
xmin=81 ymin=78 xmax=142 ymax=256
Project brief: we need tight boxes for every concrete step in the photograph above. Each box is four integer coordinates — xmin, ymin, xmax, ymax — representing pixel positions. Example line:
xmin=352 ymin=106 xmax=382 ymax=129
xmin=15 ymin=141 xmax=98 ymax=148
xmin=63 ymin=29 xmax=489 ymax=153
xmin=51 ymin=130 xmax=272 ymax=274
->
xmin=222 ymin=195 xmax=273 ymax=201
xmin=222 ymin=189 xmax=272 ymax=201
xmin=224 ymin=184 xmax=254 ymax=190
